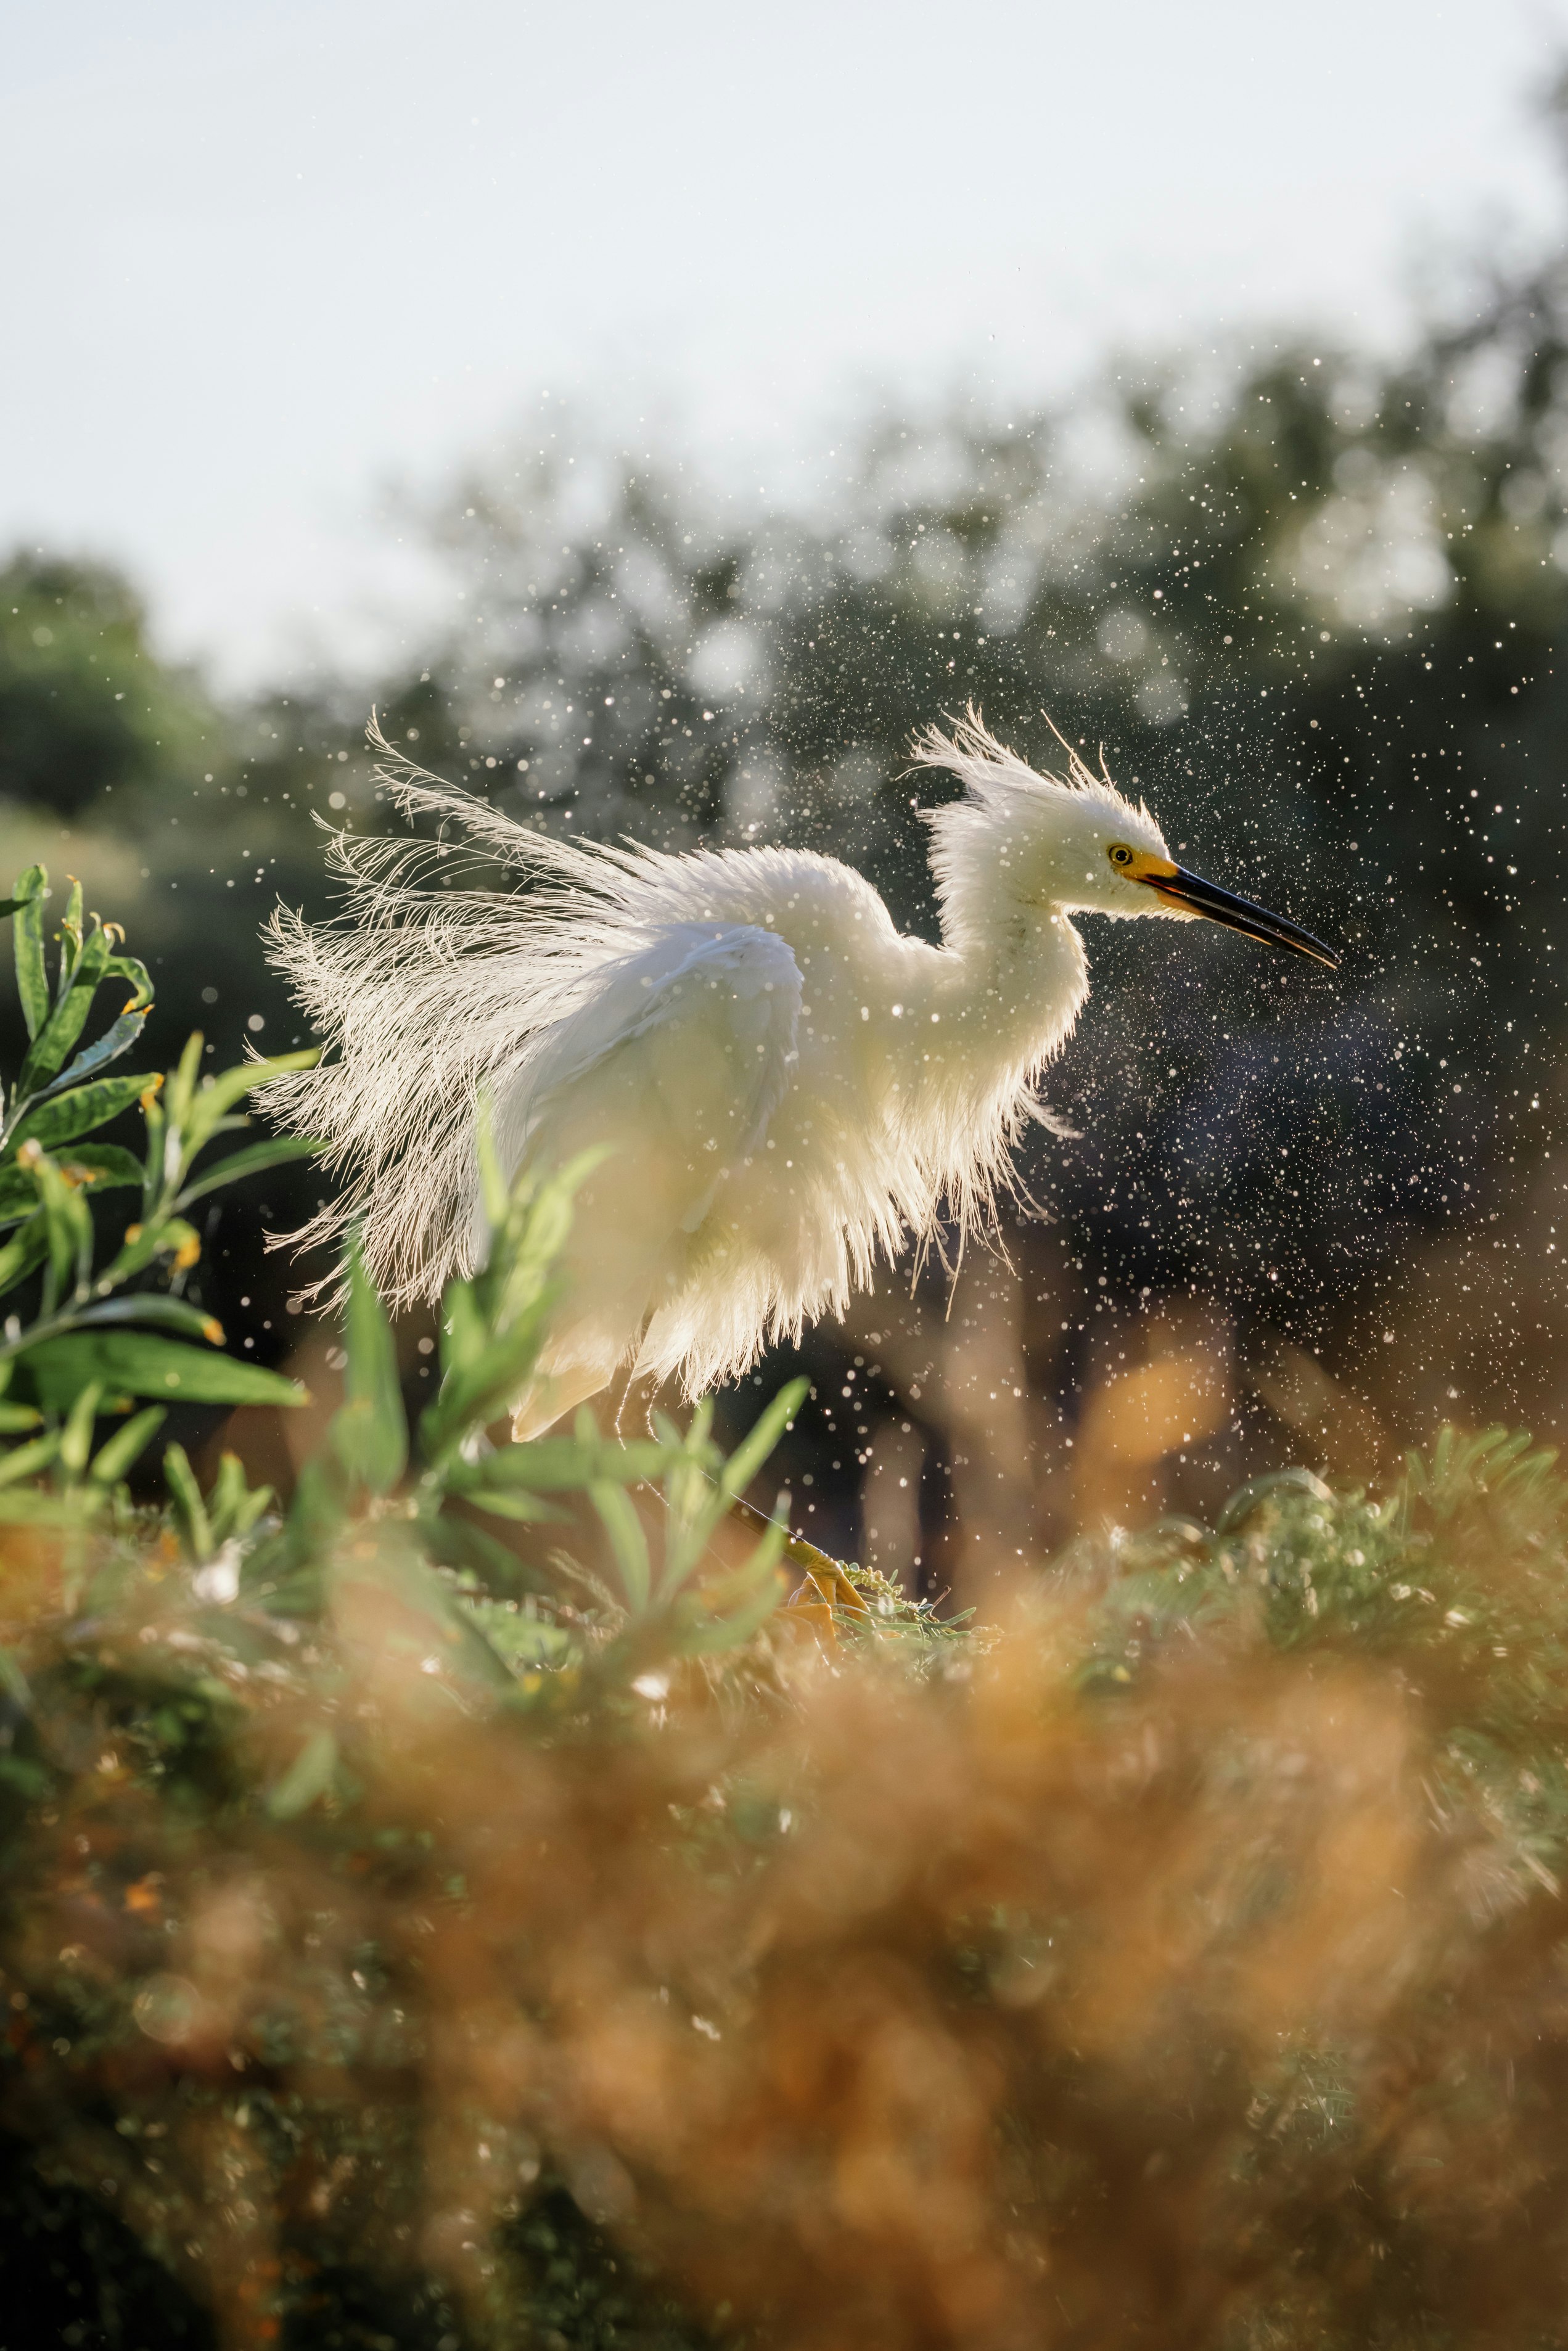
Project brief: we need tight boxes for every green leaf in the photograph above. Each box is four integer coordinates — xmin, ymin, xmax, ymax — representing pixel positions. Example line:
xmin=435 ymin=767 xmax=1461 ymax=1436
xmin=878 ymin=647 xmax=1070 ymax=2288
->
xmin=21 ymin=1332 xmax=308 ymax=1412
xmin=590 ymin=1479 xmax=651 ymax=1612
xmin=88 ymin=1406 xmax=165 ymax=1487
xmin=329 ymin=1233 xmax=406 ymax=1495
xmin=10 ymin=868 xmax=47 ymax=1043
xmin=447 ymin=1434 xmax=666 ymax=1493
xmin=207 ymin=1449 xmax=273 ymax=1545
xmin=24 ymin=1003 xmax=150 ymax=1106
xmin=93 ymin=1214 xmax=200 ymax=1290
xmin=0 ymin=1214 xmax=49 ymax=1297
xmin=181 ymin=1048 xmax=321 ymax=1161
xmin=463 ymin=1487 xmax=564 ymax=1524
xmin=163 ymin=1441 xmax=213 ymax=1559
xmin=103 ymin=952 xmax=153 ymax=1013
xmin=73 ymin=1296 xmax=227 ymax=1344
xmin=719 ymin=1377 xmax=808 ymax=1501
xmin=268 ymin=1726 xmax=339 ymax=1820
xmin=418 ymin=1308 xmax=550 ymax=1465
xmin=57 ymin=1381 xmax=104 ymax=1479
xmin=8 ymin=1071 xmax=149 ymax=1156
xmin=438 ymin=1279 xmax=488 ymax=1378
xmin=176 ymin=1134 xmax=326 ymax=1209
xmin=55 ymin=877 xmax=83 ymax=985
xmin=15 ymin=919 xmax=111 ymax=1098
xmin=0 ymin=1432 xmax=61 ymax=1488
xmin=27 ymin=1146 xmax=94 ymax=1308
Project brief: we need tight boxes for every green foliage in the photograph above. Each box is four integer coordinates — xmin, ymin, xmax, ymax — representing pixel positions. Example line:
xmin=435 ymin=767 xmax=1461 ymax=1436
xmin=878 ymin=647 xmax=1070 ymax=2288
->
xmin=1072 ymin=1423 xmax=1568 ymax=1894
xmin=0 ymin=553 xmax=220 ymax=818
xmin=0 ymin=860 xmax=315 ymax=1522
xmin=246 ymin=1120 xmax=808 ymax=1683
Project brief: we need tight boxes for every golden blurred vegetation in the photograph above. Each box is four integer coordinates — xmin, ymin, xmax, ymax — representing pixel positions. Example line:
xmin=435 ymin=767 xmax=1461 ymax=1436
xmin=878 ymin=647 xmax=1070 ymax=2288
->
xmin=10 ymin=1429 xmax=1568 ymax=2349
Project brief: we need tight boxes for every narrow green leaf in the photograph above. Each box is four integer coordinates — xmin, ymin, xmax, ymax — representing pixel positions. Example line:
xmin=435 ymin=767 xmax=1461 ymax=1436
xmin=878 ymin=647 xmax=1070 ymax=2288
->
xmin=268 ymin=1726 xmax=339 ymax=1820
xmin=57 ymin=1381 xmax=104 ymax=1479
xmin=181 ymin=1048 xmax=321 ymax=1159
xmin=102 ymin=953 xmax=153 ymax=1013
xmin=464 ymin=1488 xmax=564 ymax=1524
xmin=88 ymin=1406 xmax=165 ymax=1487
xmin=21 ymin=1332 xmax=308 ymax=1412
xmin=92 ymin=1214 xmax=200 ymax=1292
xmin=55 ymin=878 xmax=83 ymax=989
xmin=207 ymin=1449 xmax=273 ymax=1545
xmin=27 ymin=1147 xmax=93 ymax=1306
xmin=73 ymin=1296 xmax=227 ymax=1344
xmin=0 ymin=1432 xmax=61 ymax=1488
xmin=163 ymin=1441 xmax=213 ymax=1559
xmin=16 ymin=921 xmax=110 ymax=1098
xmin=590 ymin=1480 xmax=652 ymax=1612
xmin=8 ymin=1071 xmax=149 ymax=1156
xmin=165 ymin=1032 xmax=205 ymax=1129
xmin=418 ymin=1310 xmax=549 ymax=1464
xmin=24 ymin=1003 xmax=149 ymax=1106
xmin=474 ymin=1090 xmax=509 ymax=1234
xmin=0 ymin=1404 xmax=41 ymax=1434
xmin=448 ymin=1435 xmax=667 ymax=1492
xmin=438 ymin=1280 xmax=488 ymax=1378
xmin=329 ymin=1232 xmax=406 ymax=1495
xmin=0 ymin=1214 xmax=49 ymax=1297
xmin=719 ymin=1377 xmax=808 ymax=1501
xmin=175 ymin=1134 xmax=326 ymax=1209
xmin=10 ymin=868 xmax=47 ymax=1042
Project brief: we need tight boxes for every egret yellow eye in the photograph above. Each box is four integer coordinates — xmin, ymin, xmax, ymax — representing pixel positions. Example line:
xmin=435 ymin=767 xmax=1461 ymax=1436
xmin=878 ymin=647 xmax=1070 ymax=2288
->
xmin=1108 ymin=844 xmax=1135 ymax=868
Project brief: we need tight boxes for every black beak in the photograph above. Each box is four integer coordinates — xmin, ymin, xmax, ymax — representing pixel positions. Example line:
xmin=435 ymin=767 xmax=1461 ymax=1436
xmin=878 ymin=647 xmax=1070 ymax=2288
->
xmin=1150 ymin=866 xmax=1339 ymax=970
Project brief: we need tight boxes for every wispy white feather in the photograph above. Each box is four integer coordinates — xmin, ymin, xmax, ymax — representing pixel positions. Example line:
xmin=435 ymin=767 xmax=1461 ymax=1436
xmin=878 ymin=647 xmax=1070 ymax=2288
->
xmin=265 ymin=707 xmax=1174 ymax=1408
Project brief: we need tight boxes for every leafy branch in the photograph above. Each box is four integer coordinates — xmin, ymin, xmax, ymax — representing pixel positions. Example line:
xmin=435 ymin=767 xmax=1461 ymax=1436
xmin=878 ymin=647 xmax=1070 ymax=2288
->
xmin=0 ymin=862 xmax=324 ymax=1517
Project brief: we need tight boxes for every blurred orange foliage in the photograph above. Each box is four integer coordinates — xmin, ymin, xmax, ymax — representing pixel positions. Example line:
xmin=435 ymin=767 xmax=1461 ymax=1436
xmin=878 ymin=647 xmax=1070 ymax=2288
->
xmin=6 ymin=1506 xmax=1568 ymax=2351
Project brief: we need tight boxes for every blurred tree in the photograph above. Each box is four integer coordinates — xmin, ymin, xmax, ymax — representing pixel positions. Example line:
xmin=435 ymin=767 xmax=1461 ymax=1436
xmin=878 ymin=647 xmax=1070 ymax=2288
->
xmin=0 ymin=552 xmax=221 ymax=814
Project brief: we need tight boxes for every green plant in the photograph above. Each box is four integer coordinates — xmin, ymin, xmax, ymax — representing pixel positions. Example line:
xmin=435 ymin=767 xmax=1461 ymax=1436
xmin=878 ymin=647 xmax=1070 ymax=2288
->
xmin=241 ymin=1114 xmax=812 ymax=1700
xmin=0 ymin=862 xmax=319 ymax=1522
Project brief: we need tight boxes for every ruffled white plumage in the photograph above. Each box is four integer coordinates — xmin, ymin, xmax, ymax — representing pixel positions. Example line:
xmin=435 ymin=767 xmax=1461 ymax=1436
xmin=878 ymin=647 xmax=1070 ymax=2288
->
xmin=264 ymin=711 xmax=1168 ymax=1406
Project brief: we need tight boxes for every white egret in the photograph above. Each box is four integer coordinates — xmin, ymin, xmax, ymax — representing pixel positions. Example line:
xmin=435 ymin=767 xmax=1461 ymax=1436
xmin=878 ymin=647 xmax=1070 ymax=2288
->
xmin=266 ymin=710 xmax=1335 ymax=1437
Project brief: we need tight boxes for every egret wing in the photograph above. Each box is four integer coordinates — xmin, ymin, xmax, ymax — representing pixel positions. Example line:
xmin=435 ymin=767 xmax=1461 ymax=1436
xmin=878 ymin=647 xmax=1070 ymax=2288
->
xmin=496 ymin=924 xmax=802 ymax=1324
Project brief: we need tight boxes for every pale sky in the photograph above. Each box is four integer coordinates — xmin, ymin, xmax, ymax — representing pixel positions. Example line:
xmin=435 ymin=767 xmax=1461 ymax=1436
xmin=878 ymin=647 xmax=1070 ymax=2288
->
xmin=6 ymin=0 xmax=1566 ymax=688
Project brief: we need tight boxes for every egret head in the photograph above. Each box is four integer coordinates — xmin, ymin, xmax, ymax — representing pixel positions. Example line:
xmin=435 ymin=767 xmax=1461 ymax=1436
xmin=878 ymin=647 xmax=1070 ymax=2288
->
xmin=914 ymin=708 xmax=1337 ymax=969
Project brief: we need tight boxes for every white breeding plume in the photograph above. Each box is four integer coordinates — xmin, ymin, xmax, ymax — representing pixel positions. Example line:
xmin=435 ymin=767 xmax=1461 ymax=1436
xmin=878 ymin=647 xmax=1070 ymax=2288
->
xmin=265 ymin=711 xmax=1334 ymax=1435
